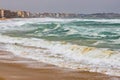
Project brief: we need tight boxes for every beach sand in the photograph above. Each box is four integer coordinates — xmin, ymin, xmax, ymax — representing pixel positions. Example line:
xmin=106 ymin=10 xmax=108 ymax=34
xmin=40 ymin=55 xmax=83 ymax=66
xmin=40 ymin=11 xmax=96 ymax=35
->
xmin=0 ymin=50 xmax=120 ymax=80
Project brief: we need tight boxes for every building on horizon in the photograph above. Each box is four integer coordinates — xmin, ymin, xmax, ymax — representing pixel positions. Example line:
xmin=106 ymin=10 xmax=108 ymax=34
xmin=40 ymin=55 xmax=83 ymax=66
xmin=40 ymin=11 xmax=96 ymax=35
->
xmin=0 ymin=9 xmax=31 ymax=18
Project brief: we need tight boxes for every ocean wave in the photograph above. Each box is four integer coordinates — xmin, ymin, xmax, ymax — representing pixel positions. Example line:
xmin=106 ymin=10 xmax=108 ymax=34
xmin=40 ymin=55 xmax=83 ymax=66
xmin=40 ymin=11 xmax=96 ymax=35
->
xmin=0 ymin=18 xmax=120 ymax=76
xmin=0 ymin=35 xmax=119 ymax=76
xmin=0 ymin=18 xmax=120 ymax=48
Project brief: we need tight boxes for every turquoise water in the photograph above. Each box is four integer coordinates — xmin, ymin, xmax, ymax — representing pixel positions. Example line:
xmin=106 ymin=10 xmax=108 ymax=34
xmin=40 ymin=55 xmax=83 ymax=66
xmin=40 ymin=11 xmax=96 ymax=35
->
xmin=0 ymin=18 xmax=120 ymax=76
xmin=1 ymin=18 xmax=120 ymax=49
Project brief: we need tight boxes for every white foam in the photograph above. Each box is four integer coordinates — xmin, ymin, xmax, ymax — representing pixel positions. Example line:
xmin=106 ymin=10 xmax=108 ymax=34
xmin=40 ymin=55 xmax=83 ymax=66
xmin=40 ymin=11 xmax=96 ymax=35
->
xmin=0 ymin=35 xmax=119 ymax=76
xmin=0 ymin=18 xmax=120 ymax=76
xmin=77 ymin=19 xmax=120 ymax=23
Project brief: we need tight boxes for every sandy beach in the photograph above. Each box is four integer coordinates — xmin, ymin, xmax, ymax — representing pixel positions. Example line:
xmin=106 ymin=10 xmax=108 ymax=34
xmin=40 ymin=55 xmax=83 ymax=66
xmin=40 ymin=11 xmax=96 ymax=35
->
xmin=1 ymin=0 xmax=120 ymax=79
xmin=0 ymin=50 xmax=119 ymax=80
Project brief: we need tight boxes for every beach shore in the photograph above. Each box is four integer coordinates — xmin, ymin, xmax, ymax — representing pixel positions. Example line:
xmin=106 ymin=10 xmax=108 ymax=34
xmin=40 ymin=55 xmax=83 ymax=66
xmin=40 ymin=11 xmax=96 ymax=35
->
xmin=0 ymin=50 xmax=120 ymax=80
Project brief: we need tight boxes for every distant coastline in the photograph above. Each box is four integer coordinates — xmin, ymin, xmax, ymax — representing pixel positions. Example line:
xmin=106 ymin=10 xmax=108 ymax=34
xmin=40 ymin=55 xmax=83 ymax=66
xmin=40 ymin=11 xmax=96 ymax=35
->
xmin=0 ymin=9 xmax=120 ymax=19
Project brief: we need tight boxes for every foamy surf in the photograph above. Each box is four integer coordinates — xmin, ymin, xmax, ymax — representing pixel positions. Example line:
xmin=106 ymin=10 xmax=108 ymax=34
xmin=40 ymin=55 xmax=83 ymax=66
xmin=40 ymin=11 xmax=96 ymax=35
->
xmin=0 ymin=35 xmax=119 ymax=76
xmin=0 ymin=18 xmax=120 ymax=76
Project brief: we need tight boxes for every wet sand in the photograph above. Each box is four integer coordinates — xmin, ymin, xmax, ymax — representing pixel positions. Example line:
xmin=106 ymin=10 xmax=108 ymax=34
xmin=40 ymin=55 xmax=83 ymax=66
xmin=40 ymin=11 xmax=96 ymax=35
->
xmin=0 ymin=50 xmax=120 ymax=80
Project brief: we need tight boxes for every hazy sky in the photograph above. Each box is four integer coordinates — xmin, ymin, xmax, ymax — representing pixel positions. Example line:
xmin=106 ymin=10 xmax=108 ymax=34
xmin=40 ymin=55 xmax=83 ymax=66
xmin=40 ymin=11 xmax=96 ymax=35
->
xmin=0 ymin=0 xmax=120 ymax=13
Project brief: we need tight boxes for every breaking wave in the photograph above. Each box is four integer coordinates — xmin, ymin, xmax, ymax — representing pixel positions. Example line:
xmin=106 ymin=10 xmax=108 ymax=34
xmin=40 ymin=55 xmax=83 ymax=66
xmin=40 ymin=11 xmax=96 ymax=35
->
xmin=0 ymin=18 xmax=120 ymax=76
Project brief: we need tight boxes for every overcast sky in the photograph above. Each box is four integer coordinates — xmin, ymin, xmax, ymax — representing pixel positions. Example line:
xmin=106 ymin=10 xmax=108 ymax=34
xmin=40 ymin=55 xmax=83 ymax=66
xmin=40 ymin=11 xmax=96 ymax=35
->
xmin=0 ymin=0 xmax=120 ymax=13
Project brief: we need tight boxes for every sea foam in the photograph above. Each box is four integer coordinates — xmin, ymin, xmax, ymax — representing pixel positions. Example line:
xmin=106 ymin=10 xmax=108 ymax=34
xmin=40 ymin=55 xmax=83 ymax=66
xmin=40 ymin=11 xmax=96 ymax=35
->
xmin=0 ymin=18 xmax=120 ymax=76
xmin=0 ymin=34 xmax=119 ymax=76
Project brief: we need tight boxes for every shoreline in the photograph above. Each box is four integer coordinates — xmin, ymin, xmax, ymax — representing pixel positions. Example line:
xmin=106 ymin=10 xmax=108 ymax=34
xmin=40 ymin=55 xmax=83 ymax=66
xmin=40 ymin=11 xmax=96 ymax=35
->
xmin=0 ymin=18 xmax=120 ymax=79
xmin=0 ymin=50 xmax=120 ymax=80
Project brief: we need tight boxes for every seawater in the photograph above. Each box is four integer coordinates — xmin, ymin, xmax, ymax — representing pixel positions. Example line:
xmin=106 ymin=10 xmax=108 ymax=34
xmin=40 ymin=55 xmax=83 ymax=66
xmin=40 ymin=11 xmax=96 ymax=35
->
xmin=0 ymin=18 xmax=120 ymax=76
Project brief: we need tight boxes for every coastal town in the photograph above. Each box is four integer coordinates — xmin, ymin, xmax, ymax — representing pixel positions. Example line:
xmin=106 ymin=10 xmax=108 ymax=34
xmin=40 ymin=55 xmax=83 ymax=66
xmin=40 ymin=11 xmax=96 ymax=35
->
xmin=1 ymin=9 xmax=120 ymax=19
xmin=0 ymin=9 xmax=30 ymax=18
xmin=0 ymin=9 xmax=79 ymax=18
